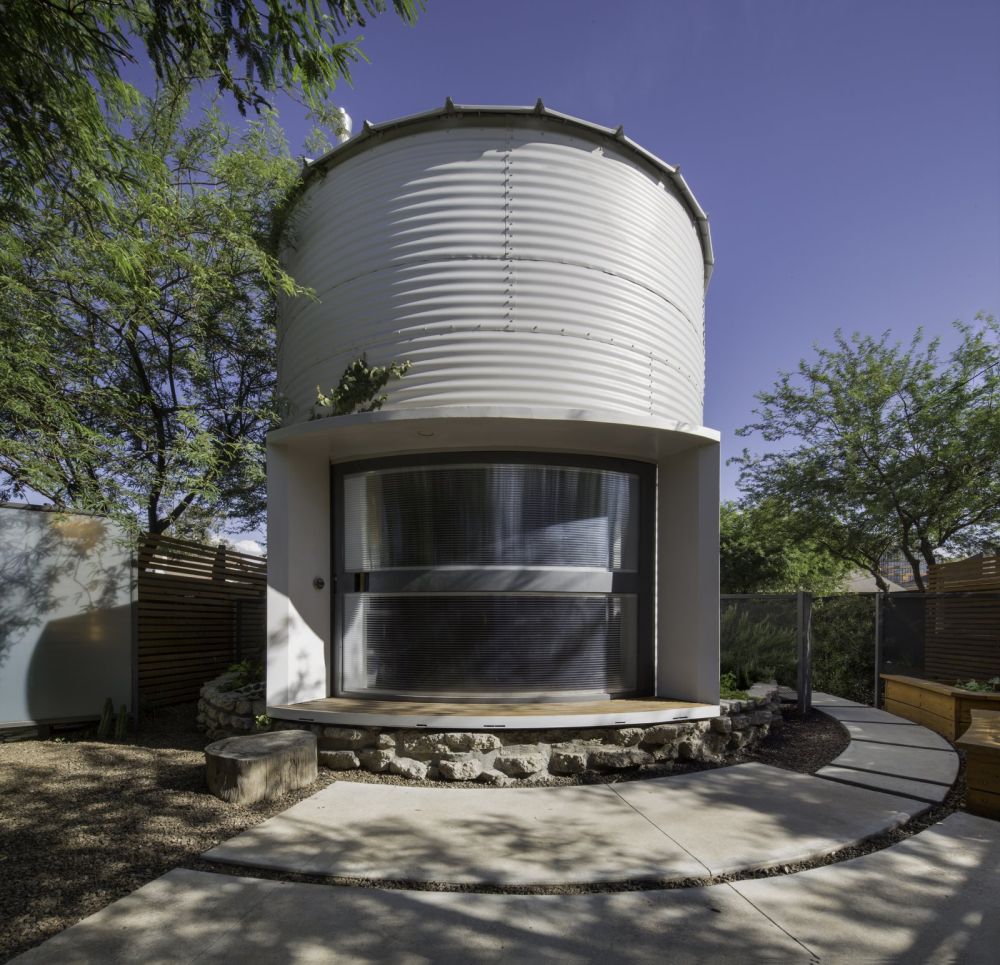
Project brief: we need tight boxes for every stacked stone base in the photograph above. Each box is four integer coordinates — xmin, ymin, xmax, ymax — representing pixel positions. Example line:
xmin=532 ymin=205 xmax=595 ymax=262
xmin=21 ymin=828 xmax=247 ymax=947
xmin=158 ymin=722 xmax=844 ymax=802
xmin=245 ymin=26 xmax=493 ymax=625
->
xmin=198 ymin=675 xmax=782 ymax=787
xmin=197 ymin=673 xmax=267 ymax=738
xmin=197 ymin=674 xmax=783 ymax=783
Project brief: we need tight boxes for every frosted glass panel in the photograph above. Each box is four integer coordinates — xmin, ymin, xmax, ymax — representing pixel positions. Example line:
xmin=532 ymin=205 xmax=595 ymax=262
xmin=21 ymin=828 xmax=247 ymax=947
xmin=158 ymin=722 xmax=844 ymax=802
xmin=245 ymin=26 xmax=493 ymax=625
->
xmin=343 ymin=463 xmax=638 ymax=571
xmin=341 ymin=594 xmax=637 ymax=697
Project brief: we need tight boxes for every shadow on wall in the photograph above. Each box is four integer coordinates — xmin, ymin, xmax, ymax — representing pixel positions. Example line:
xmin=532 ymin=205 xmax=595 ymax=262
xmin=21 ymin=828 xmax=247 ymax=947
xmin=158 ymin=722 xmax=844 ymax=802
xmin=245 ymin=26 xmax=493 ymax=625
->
xmin=0 ymin=508 xmax=133 ymax=725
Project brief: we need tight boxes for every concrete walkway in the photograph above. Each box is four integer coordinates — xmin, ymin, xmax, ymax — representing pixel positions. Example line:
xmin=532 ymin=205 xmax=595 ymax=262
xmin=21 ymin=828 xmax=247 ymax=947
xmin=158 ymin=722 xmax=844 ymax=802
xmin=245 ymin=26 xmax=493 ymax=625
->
xmin=204 ymin=762 xmax=925 ymax=884
xmin=12 ymin=693 xmax=992 ymax=963
xmin=14 ymin=812 xmax=1000 ymax=963
xmin=813 ymin=694 xmax=959 ymax=804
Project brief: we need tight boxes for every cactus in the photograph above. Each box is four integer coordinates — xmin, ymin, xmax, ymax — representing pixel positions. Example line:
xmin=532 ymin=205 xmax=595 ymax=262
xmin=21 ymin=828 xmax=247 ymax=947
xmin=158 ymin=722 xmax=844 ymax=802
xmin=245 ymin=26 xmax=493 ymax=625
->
xmin=114 ymin=704 xmax=128 ymax=740
xmin=97 ymin=697 xmax=114 ymax=738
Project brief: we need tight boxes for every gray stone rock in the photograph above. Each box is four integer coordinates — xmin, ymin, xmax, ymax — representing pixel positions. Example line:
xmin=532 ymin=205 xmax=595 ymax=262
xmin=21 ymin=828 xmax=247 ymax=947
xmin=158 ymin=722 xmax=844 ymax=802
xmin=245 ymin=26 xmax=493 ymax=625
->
xmin=319 ymin=750 xmax=360 ymax=771
xmin=589 ymin=747 xmax=652 ymax=770
xmin=389 ymin=757 xmax=428 ymax=781
xmin=609 ymin=727 xmax=645 ymax=747
xmin=752 ymin=710 xmax=772 ymax=726
xmin=710 ymin=716 xmax=733 ymax=735
xmin=677 ymin=740 xmax=698 ymax=761
xmin=216 ymin=696 xmax=237 ymax=713
xmin=639 ymin=723 xmax=683 ymax=746
xmin=397 ymin=732 xmax=450 ymax=756
xmin=494 ymin=750 xmax=547 ymax=778
xmin=376 ymin=732 xmax=397 ymax=750
xmin=251 ymin=699 xmax=266 ymax=717
xmin=358 ymin=749 xmax=394 ymax=773
xmin=477 ymin=769 xmax=513 ymax=787
xmin=229 ymin=717 xmax=253 ymax=731
xmin=549 ymin=749 xmax=588 ymax=774
xmin=730 ymin=714 xmax=751 ymax=731
xmin=322 ymin=727 xmax=372 ymax=750
xmin=728 ymin=731 xmax=747 ymax=750
xmin=441 ymin=732 xmax=502 ymax=753
xmin=438 ymin=758 xmax=483 ymax=781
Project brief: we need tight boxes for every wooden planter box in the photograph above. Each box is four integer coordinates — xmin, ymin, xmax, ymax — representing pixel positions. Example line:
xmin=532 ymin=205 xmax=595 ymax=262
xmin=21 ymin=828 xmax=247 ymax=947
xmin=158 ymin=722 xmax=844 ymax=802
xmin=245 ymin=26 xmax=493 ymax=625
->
xmin=956 ymin=710 xmax=1000 ymax=820
xmin=881 ymin=674 xmax=1000 ymax=741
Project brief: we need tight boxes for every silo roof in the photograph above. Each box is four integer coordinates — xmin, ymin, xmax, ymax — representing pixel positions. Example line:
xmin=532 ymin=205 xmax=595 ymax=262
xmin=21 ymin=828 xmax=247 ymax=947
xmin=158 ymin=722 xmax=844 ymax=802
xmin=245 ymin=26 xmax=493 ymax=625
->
xmin=301 ymin=99 xmax=715 ymax=288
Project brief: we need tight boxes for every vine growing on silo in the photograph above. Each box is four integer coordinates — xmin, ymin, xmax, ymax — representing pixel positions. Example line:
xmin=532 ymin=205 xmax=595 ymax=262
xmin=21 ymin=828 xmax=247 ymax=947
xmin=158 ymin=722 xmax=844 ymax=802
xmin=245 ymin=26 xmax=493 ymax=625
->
xmin=311 ymin=355 xmax=412 ymax=419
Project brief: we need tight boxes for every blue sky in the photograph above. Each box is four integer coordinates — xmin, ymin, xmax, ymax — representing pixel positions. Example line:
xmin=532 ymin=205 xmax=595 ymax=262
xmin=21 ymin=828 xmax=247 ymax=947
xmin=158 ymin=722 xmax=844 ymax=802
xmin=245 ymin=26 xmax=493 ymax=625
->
xmin=252 ymin=0 xmax=998 ymax=501
xmin=120 ymin=0 xmax=998 ymax=548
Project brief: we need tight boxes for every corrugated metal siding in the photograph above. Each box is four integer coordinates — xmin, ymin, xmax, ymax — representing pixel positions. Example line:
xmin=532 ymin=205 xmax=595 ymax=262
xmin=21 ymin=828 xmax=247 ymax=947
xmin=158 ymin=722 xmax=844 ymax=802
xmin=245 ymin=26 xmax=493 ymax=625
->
xmin=279 ymin=123 xmax=706 ymax=426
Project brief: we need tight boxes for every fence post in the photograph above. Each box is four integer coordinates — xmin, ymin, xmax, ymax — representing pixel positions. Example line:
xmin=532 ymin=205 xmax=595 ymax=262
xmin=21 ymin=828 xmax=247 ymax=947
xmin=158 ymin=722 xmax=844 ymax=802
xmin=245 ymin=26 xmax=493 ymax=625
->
xmin=796 ymin=591 xmax=813 ymax=715
xmin=235 ymin=599 xmax=244 ymax=664
xmin=873 ymin=592 xmax=883 ymax=709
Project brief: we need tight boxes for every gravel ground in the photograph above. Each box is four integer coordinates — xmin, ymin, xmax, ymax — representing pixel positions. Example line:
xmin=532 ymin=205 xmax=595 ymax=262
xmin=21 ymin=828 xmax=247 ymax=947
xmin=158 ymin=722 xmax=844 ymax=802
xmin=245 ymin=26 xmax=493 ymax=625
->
xmin=0 ymin=705 xmax=336 ymax=964
xmin=0 ymin=701 xmax=959 ymax=962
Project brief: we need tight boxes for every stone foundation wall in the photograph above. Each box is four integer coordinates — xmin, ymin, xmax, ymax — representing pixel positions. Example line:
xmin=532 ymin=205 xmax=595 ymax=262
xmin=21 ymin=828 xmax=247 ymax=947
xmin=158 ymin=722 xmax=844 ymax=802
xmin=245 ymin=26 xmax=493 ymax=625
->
xmin=197 ymin=672 xmax=266 ymax=735
xmin=197 ymin=673 xmax=782 ymax=783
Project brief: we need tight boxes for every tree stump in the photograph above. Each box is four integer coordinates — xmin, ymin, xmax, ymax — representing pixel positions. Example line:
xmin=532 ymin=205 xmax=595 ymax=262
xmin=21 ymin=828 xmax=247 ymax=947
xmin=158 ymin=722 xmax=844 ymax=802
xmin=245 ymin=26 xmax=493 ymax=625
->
xmin=205 ymin=731 xmax=317 ymax=805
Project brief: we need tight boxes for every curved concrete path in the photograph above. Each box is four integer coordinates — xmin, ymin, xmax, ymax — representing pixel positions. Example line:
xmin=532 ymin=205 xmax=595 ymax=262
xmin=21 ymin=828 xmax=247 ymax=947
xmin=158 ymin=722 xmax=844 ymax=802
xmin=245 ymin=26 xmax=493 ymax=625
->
xmin=202 ymin=693 xmax=956 ymax=885
xmin=203 ymin=762 xmax=925 ymax=884
xmin=813 ymin=694 xmax=960 ymax=804
xmin=12 ymin=692 xmax=983 ymax=963
xmin=14 ymin=812 xmax=1000 ymax=963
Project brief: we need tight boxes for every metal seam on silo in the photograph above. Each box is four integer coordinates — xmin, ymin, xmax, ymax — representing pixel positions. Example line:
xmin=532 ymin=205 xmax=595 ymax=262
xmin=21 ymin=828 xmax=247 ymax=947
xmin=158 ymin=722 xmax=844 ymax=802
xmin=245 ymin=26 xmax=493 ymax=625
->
xmin=280 ymin=255 xmax=703 ymax=346
xmin=503 ymin=123 xmax=514 ymax=331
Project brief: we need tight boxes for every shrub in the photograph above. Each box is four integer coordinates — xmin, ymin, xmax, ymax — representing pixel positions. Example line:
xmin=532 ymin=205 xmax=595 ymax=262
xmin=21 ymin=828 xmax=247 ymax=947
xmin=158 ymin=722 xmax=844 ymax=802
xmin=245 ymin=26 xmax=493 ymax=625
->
xmin=226 ymin=659 xmax=264 ymax=689
xmin=811 ymin=596 xmax=875 ymax=705
xmin=954 ymin=677 xmax=1000 ymax=693
xmin=720 ymin=603 xmax=797 ymax=690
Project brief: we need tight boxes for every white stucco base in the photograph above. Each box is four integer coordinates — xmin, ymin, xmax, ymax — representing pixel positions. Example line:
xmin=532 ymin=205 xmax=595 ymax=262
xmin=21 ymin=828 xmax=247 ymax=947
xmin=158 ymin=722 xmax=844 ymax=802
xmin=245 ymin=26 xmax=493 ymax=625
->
xmin=266 ymin=405 xmax=720 ymax=724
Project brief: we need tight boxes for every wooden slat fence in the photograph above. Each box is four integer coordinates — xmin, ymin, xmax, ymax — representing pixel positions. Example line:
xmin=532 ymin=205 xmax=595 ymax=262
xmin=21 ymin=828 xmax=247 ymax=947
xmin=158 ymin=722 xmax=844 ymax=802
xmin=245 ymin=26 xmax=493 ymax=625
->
xmin=925 ymin=555 xmax=1000 ymax=682
xmin=137 ymin=534 xmax=266 ymax=707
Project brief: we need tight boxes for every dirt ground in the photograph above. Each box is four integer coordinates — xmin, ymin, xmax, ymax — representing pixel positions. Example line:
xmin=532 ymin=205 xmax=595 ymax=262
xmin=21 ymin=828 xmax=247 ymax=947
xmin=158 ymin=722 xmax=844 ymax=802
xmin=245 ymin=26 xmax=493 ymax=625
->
xmin=0 ymin=702 xmax=943 ymax=963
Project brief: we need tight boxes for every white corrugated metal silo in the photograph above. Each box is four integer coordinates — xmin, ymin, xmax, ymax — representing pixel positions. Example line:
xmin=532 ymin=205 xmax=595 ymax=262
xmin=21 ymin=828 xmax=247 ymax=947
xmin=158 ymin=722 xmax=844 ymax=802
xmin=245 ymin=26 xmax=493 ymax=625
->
xmin=266 ymin=102 xmax=720 ymax=728
xmin=278 ymin=101 xmax=712 ymax=426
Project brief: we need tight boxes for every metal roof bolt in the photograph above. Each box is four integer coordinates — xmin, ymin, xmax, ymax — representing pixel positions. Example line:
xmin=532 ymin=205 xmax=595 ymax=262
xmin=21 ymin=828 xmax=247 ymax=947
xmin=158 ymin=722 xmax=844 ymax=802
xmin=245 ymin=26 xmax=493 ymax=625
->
xmin=534 ymin=98 xmax=546 ymax=114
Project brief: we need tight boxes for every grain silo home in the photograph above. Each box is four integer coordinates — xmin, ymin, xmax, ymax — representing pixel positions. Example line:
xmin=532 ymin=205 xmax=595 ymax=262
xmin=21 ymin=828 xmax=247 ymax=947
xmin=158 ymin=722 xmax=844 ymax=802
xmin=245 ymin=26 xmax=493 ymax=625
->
xmin=266 ymin=101 xmax=719 ymax=731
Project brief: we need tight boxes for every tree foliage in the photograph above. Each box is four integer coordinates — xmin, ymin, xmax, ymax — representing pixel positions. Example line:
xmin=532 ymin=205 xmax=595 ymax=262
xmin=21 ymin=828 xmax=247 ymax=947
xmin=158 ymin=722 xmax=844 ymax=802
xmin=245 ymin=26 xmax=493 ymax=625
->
xmin=720 ymin=500 xmax=850 ymax=594
xmin=0 ymin=89 xmax=307 ymax=539
xmin=733 ymin=316 xmax=1000 ymax=590
xmin=0 ymin=0 xmax=422 ymax=219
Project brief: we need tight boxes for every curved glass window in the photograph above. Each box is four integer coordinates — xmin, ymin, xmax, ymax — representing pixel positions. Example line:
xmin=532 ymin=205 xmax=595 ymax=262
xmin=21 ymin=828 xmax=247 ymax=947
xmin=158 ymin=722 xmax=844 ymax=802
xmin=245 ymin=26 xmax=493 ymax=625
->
xmin=335 ymin=457 xmax=651 ymax=701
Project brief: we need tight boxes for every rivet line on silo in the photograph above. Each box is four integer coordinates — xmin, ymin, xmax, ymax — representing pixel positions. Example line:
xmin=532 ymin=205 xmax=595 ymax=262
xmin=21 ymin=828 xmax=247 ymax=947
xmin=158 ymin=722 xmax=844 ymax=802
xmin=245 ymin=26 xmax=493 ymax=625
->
xmin=502 ymin=124 xmax=515 ymax=331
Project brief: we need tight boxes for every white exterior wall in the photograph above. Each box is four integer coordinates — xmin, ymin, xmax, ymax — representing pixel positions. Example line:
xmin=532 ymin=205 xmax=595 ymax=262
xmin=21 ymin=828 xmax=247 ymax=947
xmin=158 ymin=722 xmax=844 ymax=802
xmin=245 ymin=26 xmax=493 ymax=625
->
xmin=265 ymin=408 xmax=721 ymax=713
xmin=0 ymin=508 xmax=133 ymax=727
xmin=266 ymin=445 xmax=330 ymax=708
xmin=279 ymin=121 xmax=706 ymax=427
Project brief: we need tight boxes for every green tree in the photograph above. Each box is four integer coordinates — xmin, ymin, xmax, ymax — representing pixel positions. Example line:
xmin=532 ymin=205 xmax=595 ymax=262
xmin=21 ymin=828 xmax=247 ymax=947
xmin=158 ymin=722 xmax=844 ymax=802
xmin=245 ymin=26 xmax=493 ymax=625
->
xmin=720 ymin=500 xmax=850 ymax=594
xmin=0 ymin=88 xmax=307 ymax=539
xmin=0 ymin=0 xmax=422 ymax=219
xmin=733 ymin=316 xmax=1000 ymax=591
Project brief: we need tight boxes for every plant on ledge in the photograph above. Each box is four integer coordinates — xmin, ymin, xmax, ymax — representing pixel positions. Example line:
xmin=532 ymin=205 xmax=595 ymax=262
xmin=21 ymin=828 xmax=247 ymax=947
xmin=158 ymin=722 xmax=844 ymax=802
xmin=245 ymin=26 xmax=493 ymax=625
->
xmin=954 ymin=677 xmax=1000 ymax=694
xmin=311 ymin=356 xmax=412 ymax=419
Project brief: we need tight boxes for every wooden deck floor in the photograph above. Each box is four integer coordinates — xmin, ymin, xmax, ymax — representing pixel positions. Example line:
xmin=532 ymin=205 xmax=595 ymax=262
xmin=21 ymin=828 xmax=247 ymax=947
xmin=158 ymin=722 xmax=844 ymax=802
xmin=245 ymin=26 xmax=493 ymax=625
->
xmin=269 ymin=695 xmax=717 ymax=728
